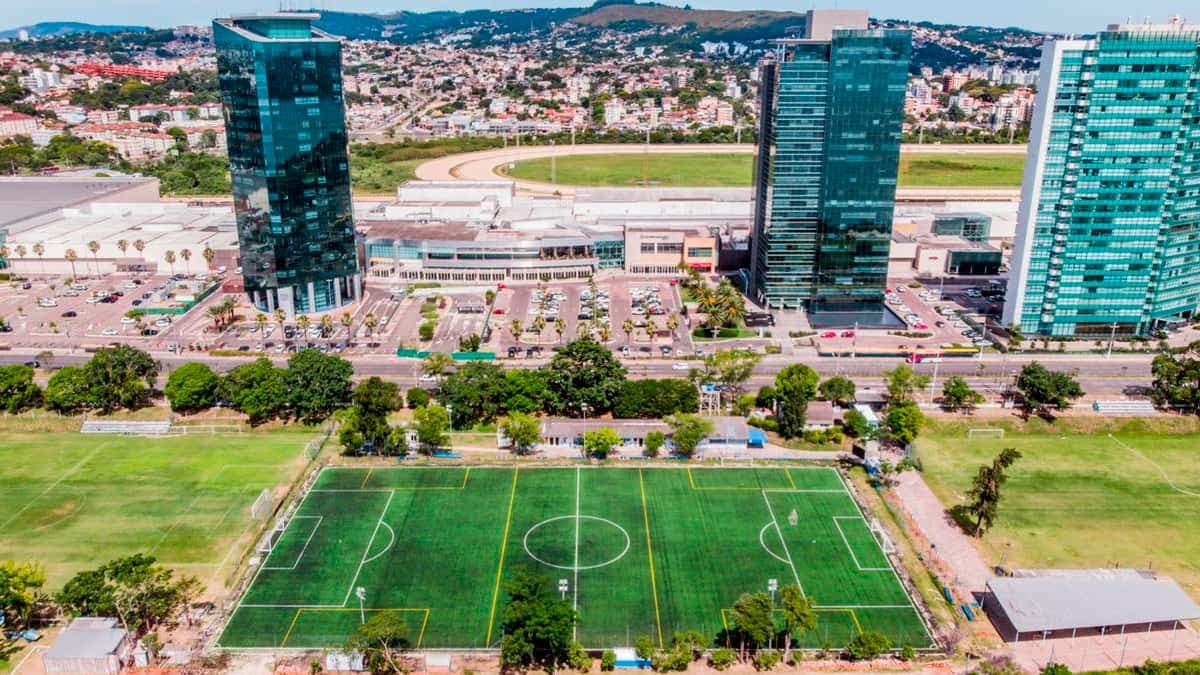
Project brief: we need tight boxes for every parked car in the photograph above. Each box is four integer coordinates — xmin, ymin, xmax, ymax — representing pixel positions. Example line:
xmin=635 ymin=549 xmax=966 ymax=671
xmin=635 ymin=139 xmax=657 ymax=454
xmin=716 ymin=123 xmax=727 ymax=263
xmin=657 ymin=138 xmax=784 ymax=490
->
xmin=61 ymin=310 xmax=78 ymax=318
xmin=820 ymin=331 xmax=837 ymax=338
xmin=840 ymin=330 xmax=855 ymax=338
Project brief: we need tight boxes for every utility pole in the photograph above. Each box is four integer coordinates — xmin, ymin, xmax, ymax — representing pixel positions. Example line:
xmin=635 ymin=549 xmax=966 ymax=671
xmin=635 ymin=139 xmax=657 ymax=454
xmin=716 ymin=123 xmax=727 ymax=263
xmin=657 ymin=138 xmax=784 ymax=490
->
xmin=550 ymin=140 xmax=557 ymax=184
xmin=1106 ymin=321 xmax=1118 ymax=359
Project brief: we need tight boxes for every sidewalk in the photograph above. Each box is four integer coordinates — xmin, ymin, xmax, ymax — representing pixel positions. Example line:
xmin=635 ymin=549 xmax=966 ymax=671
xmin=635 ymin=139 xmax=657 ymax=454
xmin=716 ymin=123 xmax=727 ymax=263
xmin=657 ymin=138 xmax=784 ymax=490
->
xmin=892 ymin=471 xmax=992 ymax=596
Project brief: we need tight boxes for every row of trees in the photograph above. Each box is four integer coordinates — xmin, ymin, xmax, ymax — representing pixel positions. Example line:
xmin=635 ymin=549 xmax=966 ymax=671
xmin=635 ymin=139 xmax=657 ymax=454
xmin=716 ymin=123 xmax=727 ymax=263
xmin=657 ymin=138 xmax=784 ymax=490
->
xmin=0 ymin=239 xmax=216 ymax=277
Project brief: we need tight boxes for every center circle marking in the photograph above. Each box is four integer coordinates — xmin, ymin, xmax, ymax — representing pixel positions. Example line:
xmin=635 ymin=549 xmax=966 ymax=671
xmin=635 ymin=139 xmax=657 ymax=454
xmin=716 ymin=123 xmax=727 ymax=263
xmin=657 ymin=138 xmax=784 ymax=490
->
xmin=522 ymin=515 xmax=631 ymax=571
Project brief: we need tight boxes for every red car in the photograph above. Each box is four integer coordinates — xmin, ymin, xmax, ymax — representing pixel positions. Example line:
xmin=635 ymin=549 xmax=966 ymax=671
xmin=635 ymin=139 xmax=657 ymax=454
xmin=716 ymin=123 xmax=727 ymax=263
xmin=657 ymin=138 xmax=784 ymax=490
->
xmin=493 ymin=308 xmax=506 ymax=315
xmin=913 ymin=323 xmax=929 ymax=330
xmin=840 ymin=330 xmax=856 ymax=338
xmin=820 ymin=331 xmax=837 ymax=338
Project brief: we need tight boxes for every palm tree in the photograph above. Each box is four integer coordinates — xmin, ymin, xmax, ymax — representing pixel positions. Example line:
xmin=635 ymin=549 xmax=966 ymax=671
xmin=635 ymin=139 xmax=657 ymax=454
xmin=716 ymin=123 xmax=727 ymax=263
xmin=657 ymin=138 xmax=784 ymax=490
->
xmin=14 ymin=244 xmax=26 ymax=270
xmin=133 ymin=240 xmax=145 ymax=276
xmin=598 ymin=322 xmax=612 ymax=343
xmin=223 ymin=297 xmax=239 ymax=324
xmin=273 ymin=308 xmax=286 ymax=331
xmin=363 ymin=312 xmax=379 ymax=337
xmin=296 ymin=315 xmax=311 ymax=336
xmin=32 ymin=242 xmax=45 ymax=275
xmin=554 ymin=318 xmax=566 ymax=344
xmin=319 ymin=314 xmax=334 ymax=338
xmin=509 ymin=319 xmax=523 ymax=343
xmin=202 ymin=245 xmax=215 ymax=270
xmin=255 ymin=313 xmax=267 ymax=334
xmin=645 ymin=318 xmax=659 ymax=342
xmin=667 ymin=312 xmax=681 ymax=335
xmin=179 ymin=248 xmax=192 ymax=275
xmin=86 ymin=240 xmax=100 ymax=277
xmin=205 ymin=305 xmax=224 ymax=332
xmin=421 ymin=352 xmax=454 ymax=379
xmin=531 ymin=315 xmax=546 ymax=338
xmin=64 ymin=248 xmax=78 ymax=280
xmin=163 ymin=250 xmax=176 ymax=276
xmin=622 ymin=318 xmax=635 ymax=345
xmin=340 ymin=311 xmax=353 ymax=337
xmin=779 ymin=585 xmax=817 ymax=663
xmin=116 ymin=239 xmax=128 ymax=259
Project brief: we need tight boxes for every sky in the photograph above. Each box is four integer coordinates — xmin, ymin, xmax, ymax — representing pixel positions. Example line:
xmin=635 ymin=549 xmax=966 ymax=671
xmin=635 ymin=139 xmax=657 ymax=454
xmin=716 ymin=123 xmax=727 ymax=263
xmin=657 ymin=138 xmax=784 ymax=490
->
xmin=0 ymin=0 xmax=1189 ymax=34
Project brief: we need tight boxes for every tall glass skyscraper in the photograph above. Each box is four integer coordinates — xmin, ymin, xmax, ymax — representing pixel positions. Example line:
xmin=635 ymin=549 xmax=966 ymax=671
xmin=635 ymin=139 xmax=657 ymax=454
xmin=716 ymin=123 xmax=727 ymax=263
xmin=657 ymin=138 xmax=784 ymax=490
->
xmin=1005 ymin=18 xmax=1200 ymax=337
xmin=749 ymin=10 xmax=910 ymax=325
xmin=213 ymin=13 xmax=361 ymax=317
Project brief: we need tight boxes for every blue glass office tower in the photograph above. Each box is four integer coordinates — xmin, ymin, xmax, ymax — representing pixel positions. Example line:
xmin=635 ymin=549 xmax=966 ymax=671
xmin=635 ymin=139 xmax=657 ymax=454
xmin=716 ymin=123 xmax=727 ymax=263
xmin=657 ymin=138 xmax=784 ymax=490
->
xmin=214 ymin=13 xmax=361 ymax=317
xmin=1005 ymin=19 xmax=1200 ymax=337
xmin=749 ymin=10 xmax=910 ymax=325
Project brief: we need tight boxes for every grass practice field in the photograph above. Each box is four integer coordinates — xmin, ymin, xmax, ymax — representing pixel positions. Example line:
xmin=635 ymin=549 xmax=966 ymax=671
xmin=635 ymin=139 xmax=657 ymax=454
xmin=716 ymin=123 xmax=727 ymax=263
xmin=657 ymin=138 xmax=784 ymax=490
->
xmin=917 ymin=419 xmax=1200 ymax=597
xmin=501 ymin=151 xmax=1025 ymax=188
xmin=0 ymin=426 xmax=316 ymax=588
xmin=219 ymin=466 xmax=931 ymax=651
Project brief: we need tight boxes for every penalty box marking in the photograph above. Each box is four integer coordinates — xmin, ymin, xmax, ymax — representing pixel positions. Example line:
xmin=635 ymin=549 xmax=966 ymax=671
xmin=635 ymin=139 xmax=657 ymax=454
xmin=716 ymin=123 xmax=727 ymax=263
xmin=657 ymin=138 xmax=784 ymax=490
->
xmin=263 ymin=516 xmax=324 ymax=571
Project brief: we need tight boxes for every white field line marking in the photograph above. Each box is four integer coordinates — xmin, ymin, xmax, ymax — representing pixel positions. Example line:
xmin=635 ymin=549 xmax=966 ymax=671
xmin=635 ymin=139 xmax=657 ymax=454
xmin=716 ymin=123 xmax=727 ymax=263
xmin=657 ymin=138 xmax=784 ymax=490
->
xmin=1108 ymin=434 xmax=1200 ymax=498
xmin=762 ymin=488 xmax=847 ymax=494
xmin=263 ymin=516 xmax=324 ymax=570
xmin=760 ymin=490 xmax=803 ymax=593
xmin=573 ymin=466 xmax=581 ymax=641
xmin=237 ymin=603 xmax=345 ymax=608
xmin=831 ymin=517 xmax=890 ymax=572
xmin=362 ymin=522 xmax=396 ymax=565
xmin=814 ymin=604 xmax=915 ymax=609
xmin=758 ymin=522 xmax=790 ymax=564
xmin=342 ymin=490 xmax=396 ymax=607
xmin=834 ymin=473 xmax=921 ymax=616
xmin=0 ymin=441 xmax=108 ymax=532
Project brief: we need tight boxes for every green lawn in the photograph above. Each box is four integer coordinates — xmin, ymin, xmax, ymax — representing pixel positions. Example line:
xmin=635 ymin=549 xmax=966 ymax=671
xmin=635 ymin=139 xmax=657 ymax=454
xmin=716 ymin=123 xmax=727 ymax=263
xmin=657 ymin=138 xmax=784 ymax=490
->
xmin=502 ymin=152 xmax=1026 ymax=188
xmin=916 ymin=418 xmax=1200 ymax=597
xmin=219 ymin=466 xmax=930 ymax=651
xmin=0 ymin=426 xmax=317 ymax=589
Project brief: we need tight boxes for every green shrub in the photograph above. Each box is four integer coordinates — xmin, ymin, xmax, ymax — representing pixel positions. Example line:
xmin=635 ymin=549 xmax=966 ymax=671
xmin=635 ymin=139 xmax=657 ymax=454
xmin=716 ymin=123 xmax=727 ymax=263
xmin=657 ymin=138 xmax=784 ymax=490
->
xmin=752 ymin=649 xmax=780 ymax=671
xmin=846 ymin=631 xmax=891 ymax=661
xmin=406 ymin=387 xmax=430 ymax=409
xmin=419 ymin=321 xmax=435 ymax=340
xmin=899 ymin=645 xmax=915 ymax=661
xmin=568 ymin=642 xmax=591 ymax=671
xmin=635 ymin=636 xmax=655 ymax=661
xmin=709 ymin=648 xmax=736 ymax=671
xmin=747 ymin=416 xmax=778 ymax=432
xmin=601 ymin=650 xmax=616 ymax=672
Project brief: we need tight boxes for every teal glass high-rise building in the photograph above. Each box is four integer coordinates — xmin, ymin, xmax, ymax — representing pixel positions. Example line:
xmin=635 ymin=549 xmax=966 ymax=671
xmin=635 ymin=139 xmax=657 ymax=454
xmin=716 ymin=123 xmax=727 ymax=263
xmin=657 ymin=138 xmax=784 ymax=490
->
xmin=1005 ymin=18 xmax=1200 ymax=337
xmin=214 ymin=13 xmax=361 ymax=317
xmin=749 ymin=10 xmax=910 ymax=324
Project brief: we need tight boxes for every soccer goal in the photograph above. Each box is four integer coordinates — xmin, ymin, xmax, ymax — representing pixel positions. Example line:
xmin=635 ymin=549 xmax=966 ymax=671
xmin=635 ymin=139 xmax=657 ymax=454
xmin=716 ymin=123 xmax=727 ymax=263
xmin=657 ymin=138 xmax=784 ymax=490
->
xmin=967 ymin=428 xmax=1005 ymax=440
xmin=868 ymin=518 xmax=897 ymax=555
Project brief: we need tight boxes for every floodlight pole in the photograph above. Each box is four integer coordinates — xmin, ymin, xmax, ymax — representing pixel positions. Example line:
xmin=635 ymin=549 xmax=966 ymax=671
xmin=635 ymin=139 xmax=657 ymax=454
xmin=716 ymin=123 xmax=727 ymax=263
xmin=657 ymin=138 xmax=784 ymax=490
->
xmin=355 ymin=586 xmax=366 ymax=624
xmin=558 ymin=578 xmax=569 ymax=601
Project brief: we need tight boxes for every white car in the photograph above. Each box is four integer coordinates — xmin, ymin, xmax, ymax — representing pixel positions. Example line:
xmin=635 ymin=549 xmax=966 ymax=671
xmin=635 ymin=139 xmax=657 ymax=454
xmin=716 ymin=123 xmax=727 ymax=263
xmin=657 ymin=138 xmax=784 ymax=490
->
xmin=85 ymin=296 xmax=102 ymax=304
xmin=120 ymin=316 xmax=136 ymax=324
xmin=418 ymin=373 xmax=438 ymax=382
xmin=154 ymin=319 xmax=171 ymax=328
xmin=101 ymin=327 xmax=118 ymax=336
xmin=672 ymin=362 xmax=691 ymax=371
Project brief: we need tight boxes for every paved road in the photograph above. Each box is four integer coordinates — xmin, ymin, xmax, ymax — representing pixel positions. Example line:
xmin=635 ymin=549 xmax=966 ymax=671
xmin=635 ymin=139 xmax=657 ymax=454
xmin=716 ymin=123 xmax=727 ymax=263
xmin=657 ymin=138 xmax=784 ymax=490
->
xmin=414 ymin=143 xmax=1025 ymax=199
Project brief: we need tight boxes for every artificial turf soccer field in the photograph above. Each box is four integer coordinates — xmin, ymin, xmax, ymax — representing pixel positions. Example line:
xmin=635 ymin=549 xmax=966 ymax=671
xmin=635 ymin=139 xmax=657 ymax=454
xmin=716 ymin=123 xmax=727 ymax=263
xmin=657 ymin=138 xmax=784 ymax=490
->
xmin=219 ymin=466 xmax=932 ymax=651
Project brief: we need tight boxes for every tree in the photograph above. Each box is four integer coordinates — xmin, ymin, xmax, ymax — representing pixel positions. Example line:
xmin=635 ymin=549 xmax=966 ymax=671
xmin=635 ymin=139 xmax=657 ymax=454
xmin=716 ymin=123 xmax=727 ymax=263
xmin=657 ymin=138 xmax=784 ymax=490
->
xmin=87 ymin=240 xmax=100 ymax=276
xmin=457 ymin=333 xmax=481 ymax=352
xmin=885 ymin=400 xmax=924 ymax=446
xmin=64 ymin=247 xmax=78 ymax=279
xmin=842 ymin=408 xmax=873 ymax=438
xmin=499 ymin=568 xmax=577 ymax=673
xmin=644 ymin=430 xmax=665 ymax=457
xmin=254 ymin=313 xmax=267 ymax=336
xmin=163 ymin=249 xmax=176 ymax=275
xmin=778 ymin=584 xmax=816 ymax=663
xmin=502 ymin=369 xmax=550 ymax=414
xmin=0 ymin=364 xmax=41 ymax=413
xmin=0 ymin=560 xmax=45 ymax=627
xmin=883 ymin=364 xmax=929 ymax=403
xmin=32 ymin=242 xmax=45 ymax=275
xmin=202 ymin=245 xmax=215 ymax=269
xmin=44 ymin=365 xmax=90 ymax=413
xmin=510 ymin=319 xmax=523 ymax=343
xmin=340 ymin=377 xmax=401 ymax=455
xmin=941 ymin=376 xmax=984 ymax=412
xmin=692 ymin=348 xmax=762 ymax=408
xmin=163 ymin=362 xmax=218 ymax=412
xmin=179 ymin=248 xmax=191 ymax=274
xmin=502 ymin=412 xmax=542 ymax=455
xmin=583 ymin=427 xmax=621 ymax=459
xmin=412 ymin=404 xmax=450 ymax=455
xmin=666 ymin=413 xmax=713 ymax=458
xmin=775 ymin=364 xmax=819 ymax=439
xmin=438 ymin=362 xmax=507 ymax=429
xmin=286 ymin=349 xmax=353 ymax=424
xmin=963 ymin=447 xmax=1022 ymax=536
xmin=364 ymin=312 xmax=380 ymax=338
xmin=219 ymin=357 xmax=288 ymax=424
xmin=612 ymin=379 xmax=699 ymax=419
xmin=420 ymin=352 xmax=454 ymax=380
xmin=405 ymin=387 xmax=430 ymax=409
xmin=728 ymin=592 xmax=774 ymax=660
xmin=58 ymin=554 xmax=199 ymax=636
xmin=344 ymin=610 xmax=410 ymax=674
xmin=1015 ymin=362 xmax=1084 ymax=418
xmin=622 ymin=318 xmax=635 ymax=345
xmin=84 ymin=345 xmax=160 ymax=413
xmin=554 ymin=318 xmax=566 ymax=343
xmin=846 ymin=630 xmax=891 ymax=661
xmin=818 ymin=376 xmax=856 ymax=407
xmin=320 ymin=314 xmax=334 ymax=338
xmin=543 ymin=338 xmax=626 ymax=417
xmin=1150 ymin=351 xmax=1200 ymax=413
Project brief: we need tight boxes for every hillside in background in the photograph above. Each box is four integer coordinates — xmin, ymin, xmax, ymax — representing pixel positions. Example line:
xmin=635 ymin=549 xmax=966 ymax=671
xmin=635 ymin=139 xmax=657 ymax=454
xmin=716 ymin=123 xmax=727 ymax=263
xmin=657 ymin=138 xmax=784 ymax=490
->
xmin=0 ymin=21 xmax=147 ymax=40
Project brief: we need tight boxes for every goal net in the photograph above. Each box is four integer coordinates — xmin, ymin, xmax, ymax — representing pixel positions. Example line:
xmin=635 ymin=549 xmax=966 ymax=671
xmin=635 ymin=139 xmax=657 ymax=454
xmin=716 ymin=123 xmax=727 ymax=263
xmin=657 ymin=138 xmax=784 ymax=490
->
xmin=250 ymin=488 xmax=274 ymax=520
xmin=868 ymin=518 xmax=897 ymax=555
xmin=967 ymin=428 xmax=1005 ymax=440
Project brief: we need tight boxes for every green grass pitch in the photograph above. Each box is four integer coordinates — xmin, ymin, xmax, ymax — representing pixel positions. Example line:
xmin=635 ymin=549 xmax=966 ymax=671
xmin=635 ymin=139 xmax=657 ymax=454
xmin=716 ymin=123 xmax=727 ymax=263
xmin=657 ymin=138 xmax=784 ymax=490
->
xmin=219 ymin=466 xmax=931 ymax=651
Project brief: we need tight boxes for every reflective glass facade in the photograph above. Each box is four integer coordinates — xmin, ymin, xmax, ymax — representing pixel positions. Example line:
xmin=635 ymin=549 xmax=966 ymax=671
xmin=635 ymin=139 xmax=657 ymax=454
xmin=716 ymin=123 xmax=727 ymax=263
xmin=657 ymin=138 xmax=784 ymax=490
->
xmin=1006 ymin=25 xmax=1200 ymax=337
xmin=750 ymin=29 xmax=910 ymax=322
xmin=214 ymin=14 xmax=360 ymax=316
xmin=933 ymin=213 xmax=992 ymax=242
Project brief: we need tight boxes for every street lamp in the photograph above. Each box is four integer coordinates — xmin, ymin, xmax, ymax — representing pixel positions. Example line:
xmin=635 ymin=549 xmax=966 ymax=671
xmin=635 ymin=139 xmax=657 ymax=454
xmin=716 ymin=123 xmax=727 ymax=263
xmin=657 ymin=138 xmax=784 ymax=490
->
xmin=355 ymin=586 xmax=366 ymax=624
xmin=767 ymin=578 xmax=778 ymax=603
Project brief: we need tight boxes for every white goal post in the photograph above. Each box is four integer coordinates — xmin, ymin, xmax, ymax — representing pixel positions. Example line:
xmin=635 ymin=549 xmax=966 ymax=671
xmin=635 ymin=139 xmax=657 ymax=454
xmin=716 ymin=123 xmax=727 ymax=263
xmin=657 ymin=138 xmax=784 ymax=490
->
xmin=967 ymin=428 xmax=1005 ymax=439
